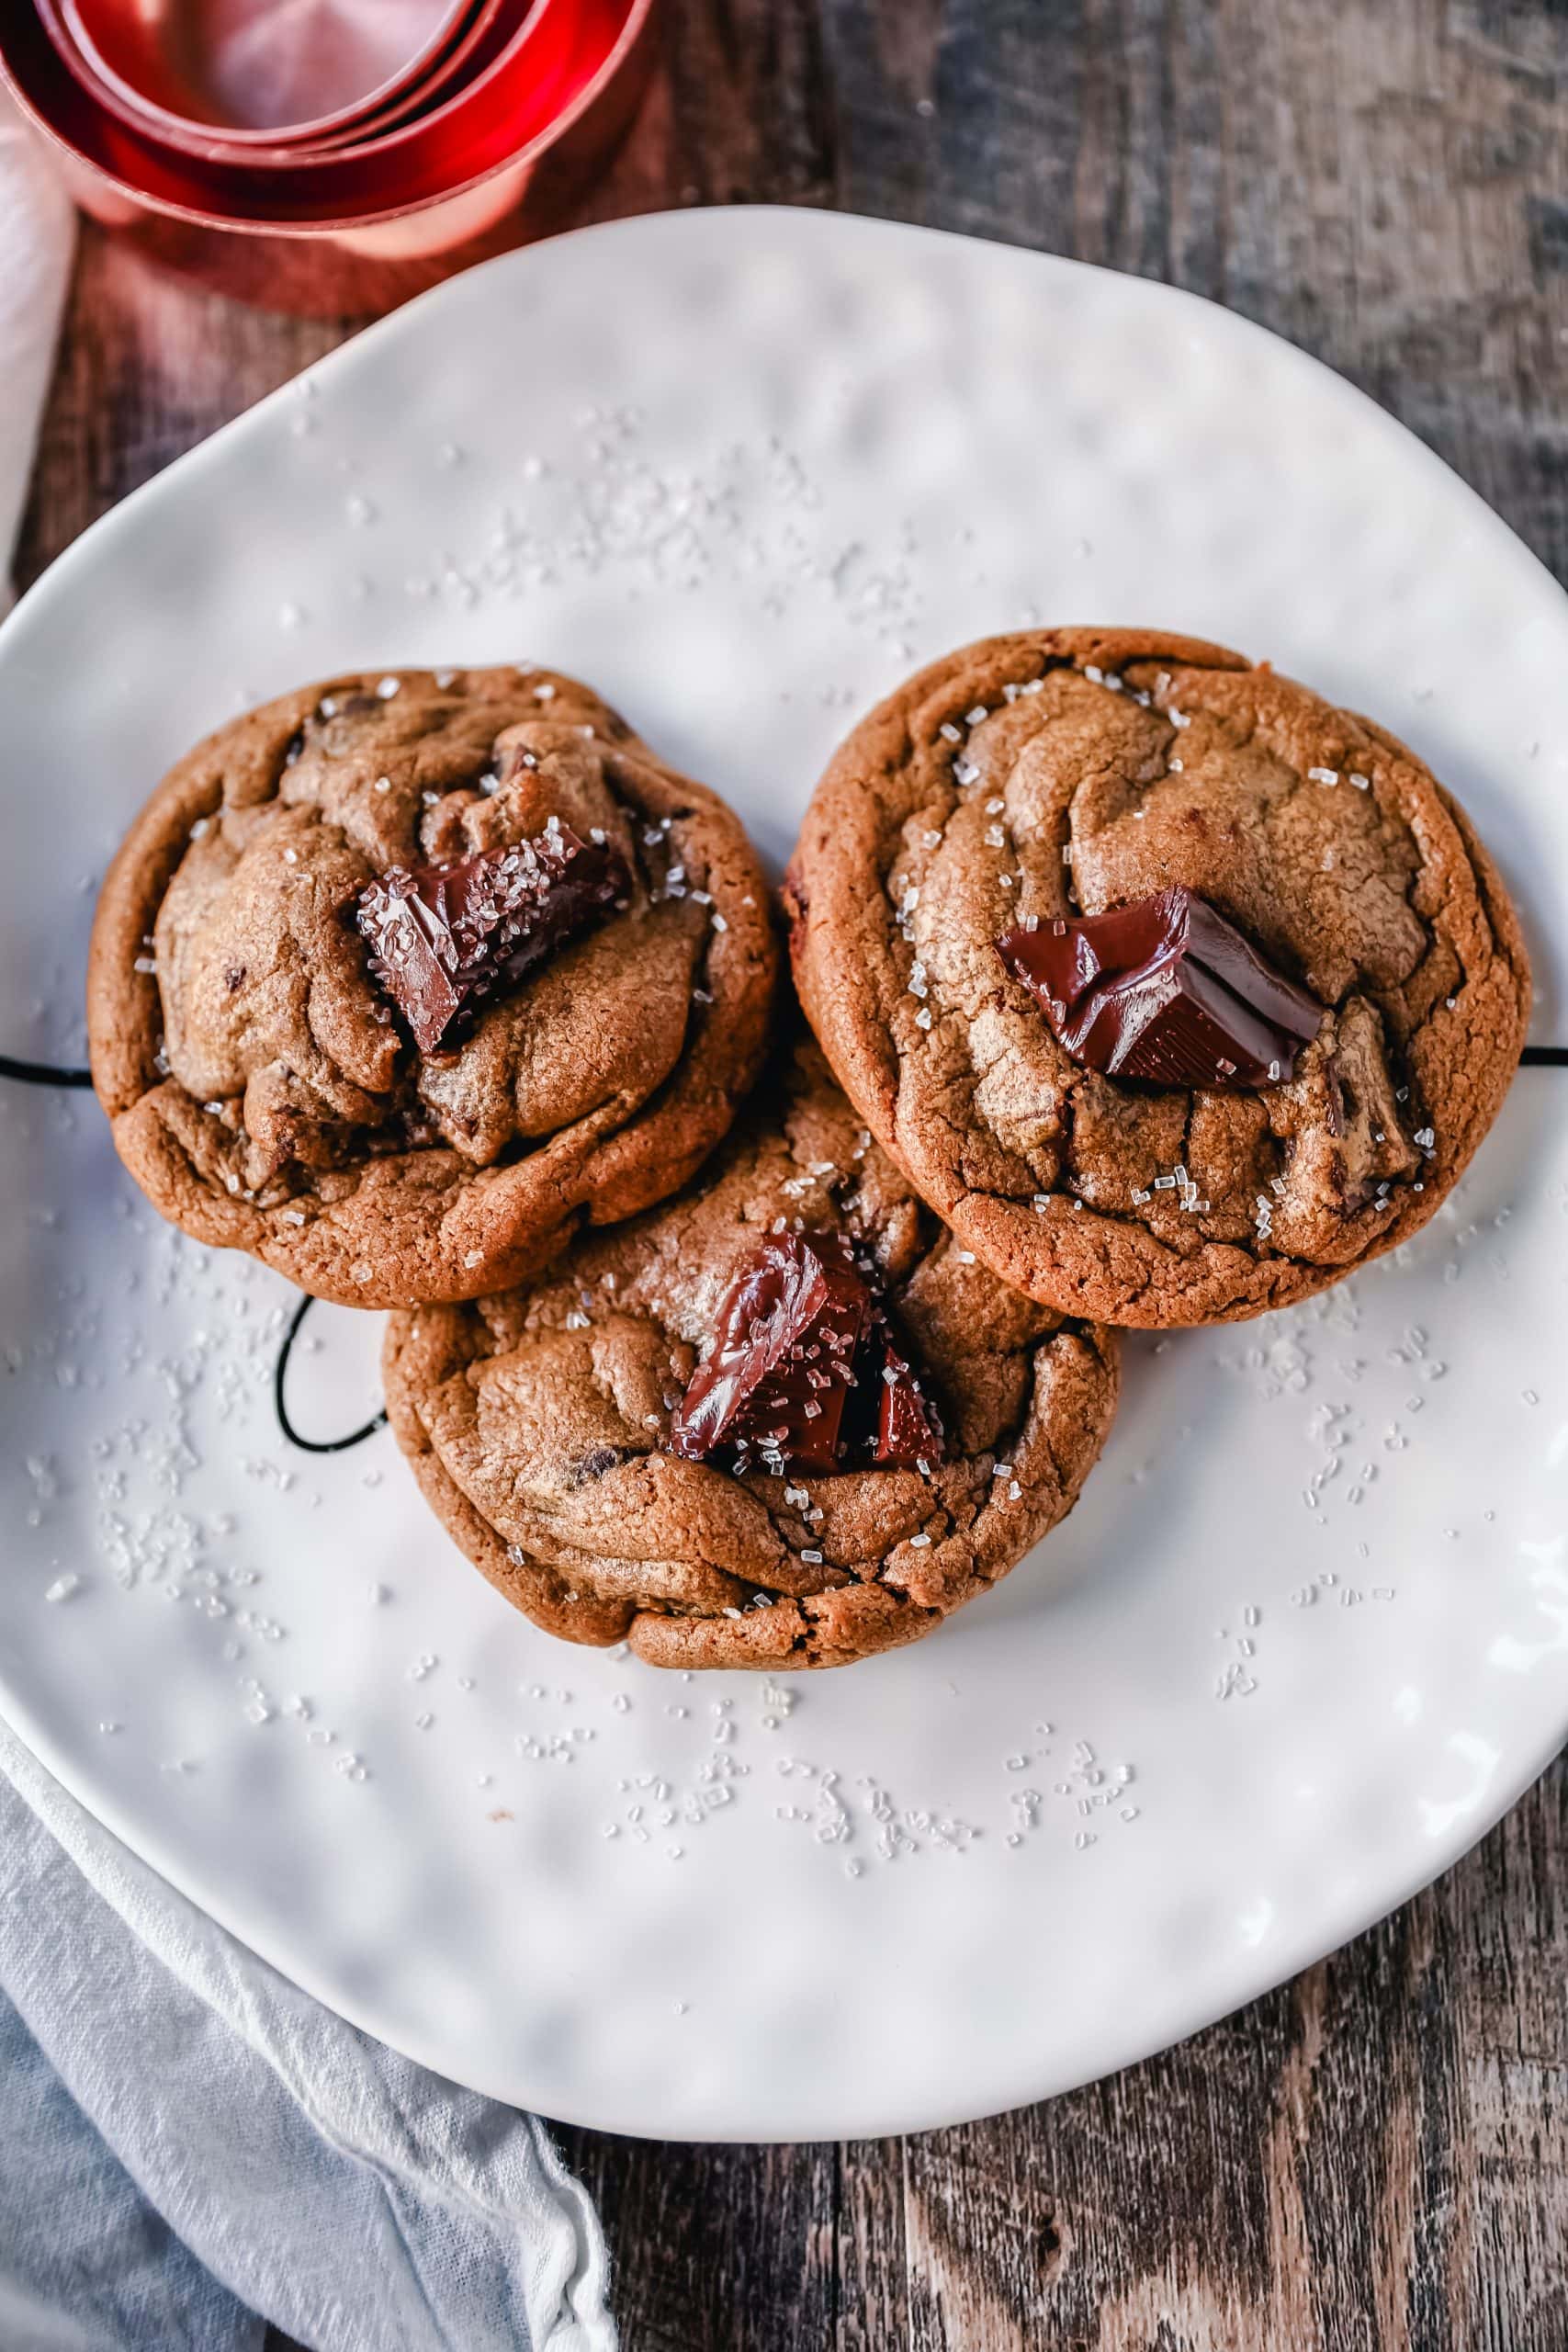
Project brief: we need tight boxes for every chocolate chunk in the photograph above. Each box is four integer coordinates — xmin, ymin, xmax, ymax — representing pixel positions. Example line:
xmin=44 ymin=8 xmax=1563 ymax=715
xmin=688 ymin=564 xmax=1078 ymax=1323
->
xmin=873 ymin=1322 xmax=945 ymax=1468
xmin=671 ymin=1232 xmax=945 ymax=1474
xmin=997 ymin=885 xmax=1323 ymax=1089
xmin=671 ymin=1233 xmax=871 ymax=1470
xmin=573 ymin=1443 xmax=635 ymax=1485
xmin=357 ymin=820 xmax=629 ymax=1057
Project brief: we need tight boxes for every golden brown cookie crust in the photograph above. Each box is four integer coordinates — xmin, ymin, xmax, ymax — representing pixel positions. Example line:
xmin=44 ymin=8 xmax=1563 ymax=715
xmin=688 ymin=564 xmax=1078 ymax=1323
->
xmin=382 ymin=1040 xmax=1120 ymax=1669
xmin=88 ymin=665 xmax=777 ymax=1306
xmin=784 ymin=628 xmax=1531 ymax=1329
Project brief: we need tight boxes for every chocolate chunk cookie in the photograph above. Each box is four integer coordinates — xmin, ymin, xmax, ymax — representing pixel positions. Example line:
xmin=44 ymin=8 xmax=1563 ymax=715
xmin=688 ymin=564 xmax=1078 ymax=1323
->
xmin=383 ymin=1040 xmax=1119 ymax=1669
xmin=89 ymin=666 xmax=777 ymax=1306
xmin=785 ymin=629 xmax=1530 ymax=1328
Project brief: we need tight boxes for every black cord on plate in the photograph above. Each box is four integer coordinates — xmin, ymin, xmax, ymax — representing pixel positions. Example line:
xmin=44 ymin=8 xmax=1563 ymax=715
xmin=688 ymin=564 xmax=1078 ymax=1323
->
xmin=9 ymin=1049 xmax=1567 ymax=1078
xmin=0 ymin=1054 xmax=93 ymax=1087
xmin=7 ymin=1041 xmax=1565 ymax=1455
xmin=274 ymin=1294 xmax=389 ymax=1455
xmin=0 ymin=1053 xmax=390 ymax=1453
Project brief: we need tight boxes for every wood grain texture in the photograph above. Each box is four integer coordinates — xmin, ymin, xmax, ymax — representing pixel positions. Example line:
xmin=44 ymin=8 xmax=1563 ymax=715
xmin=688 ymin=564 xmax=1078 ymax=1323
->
xmin=17 ymin=3 xmax=1568 ymax=2347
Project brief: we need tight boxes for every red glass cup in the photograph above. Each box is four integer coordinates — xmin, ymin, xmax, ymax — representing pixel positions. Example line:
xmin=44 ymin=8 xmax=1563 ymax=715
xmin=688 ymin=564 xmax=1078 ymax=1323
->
xmin=24 ymin=0 xmax=585 ymax=209
xmin=59 ymin=0 xmax=476 ymax=147
xmin=37 ymin=0 xmax=549 ymax=178
xmin=1 ymin=0 xmax=658 ymax=315
xmin=304 ymin=0 xmax=514 ymax=155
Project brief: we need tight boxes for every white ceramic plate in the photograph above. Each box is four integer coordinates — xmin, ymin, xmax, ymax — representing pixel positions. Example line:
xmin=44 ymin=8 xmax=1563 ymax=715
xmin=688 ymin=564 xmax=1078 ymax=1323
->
xmin=2 ymin=209 xmax=1566 ymax=2143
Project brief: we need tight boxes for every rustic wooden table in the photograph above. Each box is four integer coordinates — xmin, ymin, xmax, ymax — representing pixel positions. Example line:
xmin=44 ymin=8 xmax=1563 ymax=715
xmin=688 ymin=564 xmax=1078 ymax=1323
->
xmin=20 ymin=5 xmax=1568 ymax=2346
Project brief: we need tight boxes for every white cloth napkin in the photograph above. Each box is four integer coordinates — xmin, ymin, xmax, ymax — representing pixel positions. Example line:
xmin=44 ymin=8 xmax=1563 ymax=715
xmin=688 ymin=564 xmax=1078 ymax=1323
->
xmin=0 ymin=1723 xmax=615 ymax=2352
xmin=0 ymin=89 xmax=73 ymax=606
xmin=0 ymin=96 xmax=616 ymax=2352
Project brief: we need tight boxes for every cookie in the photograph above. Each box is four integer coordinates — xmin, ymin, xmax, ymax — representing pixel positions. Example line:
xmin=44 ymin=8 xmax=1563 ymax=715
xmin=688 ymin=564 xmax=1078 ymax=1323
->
xmin=785 ymin=628 xmax=1530 ymax=1329
xmin=88 ymin=665 xmax=777 ymax=1306
xmin=383 ymin=1039 xmax=1119 ymax=1669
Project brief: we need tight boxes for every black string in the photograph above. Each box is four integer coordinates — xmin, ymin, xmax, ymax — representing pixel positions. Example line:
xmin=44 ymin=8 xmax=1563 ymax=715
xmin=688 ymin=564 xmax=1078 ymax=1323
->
xmin=0 ymin=1056 xmax=388 ymax=1452
xmin=8 ymin=1036 xmax=1566 ymax=1458
xmin=7 ymin=1048 xmax=1567 ymax=1080
xmin=0 ymin=1055 xmax=93 ymax=1087
xmin=274 ymin=1294 xmax=388 ymax=1454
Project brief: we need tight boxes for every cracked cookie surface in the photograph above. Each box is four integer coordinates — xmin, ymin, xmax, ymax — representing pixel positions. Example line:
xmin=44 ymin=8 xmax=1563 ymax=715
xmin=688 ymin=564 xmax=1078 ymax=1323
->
xmin=383 ymin=1038 xmax=1120 ymax=1670
xmin=88 ymin=665 xmax=777 ymax=1306
xmin=784 ymin=628 xmax=1530 ymax=1329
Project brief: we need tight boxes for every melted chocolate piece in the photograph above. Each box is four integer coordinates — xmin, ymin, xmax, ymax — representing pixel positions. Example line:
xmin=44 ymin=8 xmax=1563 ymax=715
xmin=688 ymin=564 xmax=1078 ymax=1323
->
xmin=873 ymin=1322 xmax=945 ymax=1468
xmin=671 ymin=1232 xmax=945 ymax=1474
xmin=357 ymin=821 xmax=630 ymax=1057
xmin=671 ymin=1232 xmax=869 ymax=1469
xmin=997 ymin=885 xmax=1323 ymax=1089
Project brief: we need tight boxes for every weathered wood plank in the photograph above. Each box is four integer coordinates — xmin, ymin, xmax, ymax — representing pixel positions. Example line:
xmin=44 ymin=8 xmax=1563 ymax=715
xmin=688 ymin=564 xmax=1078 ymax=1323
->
xmin=15 ymin=232 xmax=338 ymax=591
xmin=558 ymin=1770 xmax=1567 ymax=2352
xmin=565 ymin=2135 xmax=840 ymax=2352
xmin=19 ymin=6 xmax=1568 ymax=2350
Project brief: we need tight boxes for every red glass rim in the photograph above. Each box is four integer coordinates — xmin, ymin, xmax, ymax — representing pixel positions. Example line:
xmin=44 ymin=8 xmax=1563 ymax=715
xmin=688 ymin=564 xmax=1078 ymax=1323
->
xmin=1 ymin=0 xmax=642 ymax=228
xmin=57 ymin=0 xmax=476 ymax=148
xmin=51 ymin=0 xmax=525 ymax=169
xmin=33 ymin=0 xmax=555 ymax=178
xmin=299 ymin=0 xmax=514 ymax=157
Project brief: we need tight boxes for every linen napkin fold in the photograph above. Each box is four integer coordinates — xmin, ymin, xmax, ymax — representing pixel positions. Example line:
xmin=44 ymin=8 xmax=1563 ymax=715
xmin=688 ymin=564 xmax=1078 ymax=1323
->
xmin=0 ymin=1722 xmax=615 ymax=2352
xmin=0 ymin=93 xmax=615 ymax=2352
xmin=0 ymin=88 xmax=73 ymax=611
